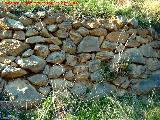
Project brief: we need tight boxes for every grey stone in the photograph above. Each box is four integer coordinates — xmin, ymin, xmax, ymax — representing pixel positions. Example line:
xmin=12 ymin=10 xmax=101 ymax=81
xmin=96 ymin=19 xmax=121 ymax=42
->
xmin=71 ymin=83 xmax=87 ymax=96
xmin=0 ymin=29 xmax=12 ymax=39
xmin=136 ymin=36 xmax=149 ymax=44
xmin=46 ymin=51 xmax=65 ymax=64
xmin=1 ymin=66 xmax=27 ymax=79
xmin=37 ymin=11 xmax=46 ymax=18
xmin=66 ymin=54 xmax=77 ymax=66
xmin=25 ymin=27 xmax=39 ymax=37
xmin=4 ymin=79 xmax=43 ymax=101
xmin=56 ymin=29 xmax=68 ymax=38
xmin=139 ymin=45 xmax=155 ymax=57
xmin=0 ymin=18 xmax=25 ymax=30
xmin=127 ymin=18 xmax=138 ymax=28
xmin=78 ymin=36 xmax=100 ymax=53
xmin=101 ymin=41 xmax=118 ymax=51
xmin=75 ymin=72 xmax=89 ymax=80
xmin=22 ymin=49 xmax=34 ymax=57
xmin=146 ymin=58 xmax=160 ymax=71
xmin=48 ymin=65 xmax=65 ymax=79
xmin=16 ymin=55 xmax=46 ymax=73
xmin=13 ymin=31 xmax=25 ymax=41
xmin=70 ymin=31 xmax=82 ymax=44
xmin=150 ymin=41 xmax=160 ymax=49
xmin=89 ymin=59 xmax=101 ymax=72
xmin=49 ymin=44 xmax=61 ymax=51
xmin=19 ymin=16 xmax=32 ymax=26
xmin=63 ymin=39 xmax=76 ymax=54
xmin=38 ymin=86 xmax=51 ymax=96
xmin=26 ymin=36 xmax=45 ymax=44
xmin=90 ymin=69 xmax=104 ymax=82
xmin=47 ymin=24 xmax=58 ymax=32
xmin=43 ymin=65 xmax=50 ymax=75
xmin=34 ymin=44 xmax=49 ymax=58
xmin=40 ymin=28 xmax=51 ymax=38
xmin=27 ymin=74 xmax=48 ymax=86
xmin=96 ymin=51 xmax=114 ymax=61
xmin=76 ymin=27 xmax=89 ymax=36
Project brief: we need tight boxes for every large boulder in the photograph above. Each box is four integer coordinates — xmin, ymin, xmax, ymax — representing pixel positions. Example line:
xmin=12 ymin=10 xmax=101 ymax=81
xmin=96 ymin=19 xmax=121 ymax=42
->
xmin=16 ymin=55 xmax=46 ymax=73
xmin=78 ymin=36 xmax=100 ymax=53
xmin=0 ymin=39 xmax=30 ymax=56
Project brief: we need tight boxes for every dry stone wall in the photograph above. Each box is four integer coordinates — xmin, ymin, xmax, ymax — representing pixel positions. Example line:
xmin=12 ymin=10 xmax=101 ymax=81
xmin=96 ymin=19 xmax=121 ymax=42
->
xmin=0 ymin=10 xmax=160 ymax=104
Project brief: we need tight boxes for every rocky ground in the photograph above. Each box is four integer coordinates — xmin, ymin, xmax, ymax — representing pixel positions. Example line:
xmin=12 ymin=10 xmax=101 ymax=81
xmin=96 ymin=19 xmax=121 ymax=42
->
xmin=0 ymin=6 xmax=160 ymax=109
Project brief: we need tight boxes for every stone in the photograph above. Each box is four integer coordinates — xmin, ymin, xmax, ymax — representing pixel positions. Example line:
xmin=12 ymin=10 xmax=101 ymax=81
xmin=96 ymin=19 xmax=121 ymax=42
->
xmin=150 ymin=41 xmax=160 ymax=49
xmin=47 ymin=24 xmax=58 ymax=32
xmin=38 ymin=86 xmax=51 ymax=96
xmin=125 ymin=48 xmax=145 ymax=64
xmin=96 ymin=51 xmax=114 ymax=61
xmin=137 ymin=28 xmax=149 ymax=37
xmin=70 ymin=31 xmax=82 ymax=44
xmin=63 ymin=39 xmax=76 ymax=54
xmin=4 ymin=79 xmax=43 ymax=101
xmin=27 ymin=74 xmax=48 ymax=86
xmin=73 ymin=65 xmax=88 ymax=73
xmin=0 ymin=56 xmax=16 ymax=65
xmin=58 ymin=22 xmax=72 ymax=31
xmin=139 ymin=45 xmax=155 ymax=57
xmin=25 ymin=27 xmax=39 ymax=37
xmin=64 ymin=70 xmax=75 ymax=80
xmin=127 ymin=18 xmax=138 ymax=28
xmin=44 ymin=37 xmax=62 ymax=45
xmin=49 ymin=44 xmax=60 ymax=51
xmin=128 ymin=64 xmax=146 ymax=78
xmin=103 ymin=23 xmax=117 ymax=31
xmin=0 ymin=39 xmax=30 ymax=56
xmin=43 ymin=15 xmax=56 ymax=24
xmin=56 ymin=29 xmax=68 ymax=38
xmin=87 ymin=82 xmax=116 ymax=100
xmin=0 ymin=78 xmax=5 ymax=93
xmin=22 ymin=49 xmax=34 ymax=57
xmin=36 ymin=11 xmax=46 ymax=18
xmin=76 ymin=27 xmax=89 ymax=36
xmin=112 ymin=16 xmax=126 ymax=28
xmin=66 ymin=54 xmax=77 ymax=66
xmin=75 ymin=72 xmax=89 ymax=80
xmin=48 ymin=65 xmax=65 ymax=79
xmin=26 ymin=36 xmax=45 ymax=44
xmin=34 ymin=44 xmax=49 ymax=58
xmin=127 ymin=29 xmax=137 ymax=35
xmin=136 ymin=36 xmax=149 ymax=44
xmin=19 ymin=16 xmax=32 ymax=26
xmin=34 ymin=22 xmax=46 ymax=31
xmin=101 ymin=41 xmax=118 ymax=51
xmin=89 ymin=59 xmax=101 ymax=72
xmin=50 ymin=79 xmax=74 ymax=90
xmin=146 ymin=58 xmax=160 ymax=71
xmin=0 ymin=63 xmax=7 ymax=72
xmin=0 ymin=18 xmax=25 ymax=30
xmin=82 ymin=21 xmax=100 ymax=29
xmin=13 ymin=31 xmax=25 ymax=41
xmin=16 ymin=55 xmax=46 ymax=73
xmin=78 ymin=53 xmax=91 ymax=63
xmin=106 ymin=32 xmax=129 ymax=42
xmin=72 ymin=21 xmax=82 ymax=29
xmin=90 ymin=69 xmax=104 ymax=82
xmin=46 ymin=51 xmax=65 ymax=64
xmin=40 ymin=28 xmax=50 ymax=38
xmin=112 ymin=76 xmax=130 ymax=89
xmin=1 ymin=66 xmax=27 ymax=79
xmin=0 ymin=29 xmax=12 ymax=39
xmin=126 ymin=38 xmax=140 ymax=48
xmin=78 ymin=36 xmax=100 ymax=53
xmin=71 ymin=83 xmax=87 ymax=97
xmin=90 ymin=28 xmax=107 ymax=36
xmin=43 ymin=65 xmax=50 ymax=75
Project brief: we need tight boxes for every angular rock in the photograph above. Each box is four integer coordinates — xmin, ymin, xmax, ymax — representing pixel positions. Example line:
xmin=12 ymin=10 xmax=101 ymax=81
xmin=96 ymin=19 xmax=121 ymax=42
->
xmin=16 ymin=55 xmax=46 ymax=73
xmin=4 ymin=79 xmax=43 ymax=101
xmin=58 ymin=22 xmax=72 ymax=31
xmin=73 ymin=65 xmax=88 ymax=73
xmin=38 ymin=86 xmax=51 ymax=96
xmin=72 ymin=21 xmax=82 ymax=29
xmin=19 ymin=16 xmax=32 ymax=26
xmin=128 ymin=64 xmax=146 ymax=78
xmin=0 ymin=78 xmax=5 ymax=93
xmin=150 ymin=41 xmax=160 ymax=49
xmin=78 ymin=53 xmax=91 ymax=63
xmin=1 ymin=66 xmax=27 ymax=79
xmin=66 ymin=54 xmax=77 ymax=66
xmin=89 ymin=59 xmax=101 ymax=72
xmin=102 ymin=23 xmax=117 ymax=31
xmin=47 ymin=24 xmax=58 ymax=32
xmin=136 ymin=36 xmax=149 ymax=44
xmin=90 ymin=69 xmax=104 ymax=82
xmin=43 ymin=65 xmax=50 ymax=75
xmin=36 ymin=11 xmax=46 ymax=18
xmin=46 ymin=51 xmax=65 ymax=64
xmin=106 ymin=32 xmax=129 ymax=42
xmin=96 ymin=51 xmax=114 ymax=61
xmin=146 ymin=58 xmax=160 ymax=71
xmin=0 ymin=39 xmax=30 ymax=56
xmin=43 ymin=15 xmax=56 ymax=24
xmin=126 ymin=39 xmax=140 ymax=48
xmin=48 ymin=65 xmax=65 ymax=79
xmin=22 ymin=49 xmax=34 ymax=57
xmin=27 ymin=74 xmax=48 ymax=86
xmin=26 ymin=36 xmax=45 ymax=44
xmin=0 ymin=63 xmax=7 ymax=72
xmin=78 ymin=36 xmax=100 ymax=53
xmin=139 ymin=45 xmax=155 ymax=57
xmin=34 ymin=44 xmax=49 ymax=58
xmin=127 ymin=18 xmax=138 ymax=28
xmin=0 ymin=56 xmax=16 ymax=65
xmin=0 ymin=29 xmax=12 ymax=39
xmin=25 ymin=27 xmax=39 ymax=37
xmin=101 ymin=41 xmax=118 ymax=51
xmin=50 ymin=79 xmax=74 ymax=90
xmin=13 ymin=31 xmax=25 ymax=40
xmin=75 ymin=72 xmax=89 ymax=80
xmin=76 ymin=27 xmax=89 ymax=37
xmin=44 ymin=37 xmax=62 ymax=45
xmin=34 ymin=22 xmax=46 ymax=31
xmin=71 ymin=83 xmax=87 ymax=97
xmin=49 ymin=44 xmax=60 ymax=51
xmin=70 ymin=31 xmax=82 ymax=44
xmin=63 ymin=39 xmax=76 ymax=54
xmin=64 ymin=70 xmax=75 ymax=80
xmin=56 ymin=29 xmax=68 ymax=38
xmin=40 ymin=28 xmax=50 ymax=38
xmin=90 ymin=28 xmax=107 ymax=36
xmin=0 ymin=18 xmax=25 ymax=30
